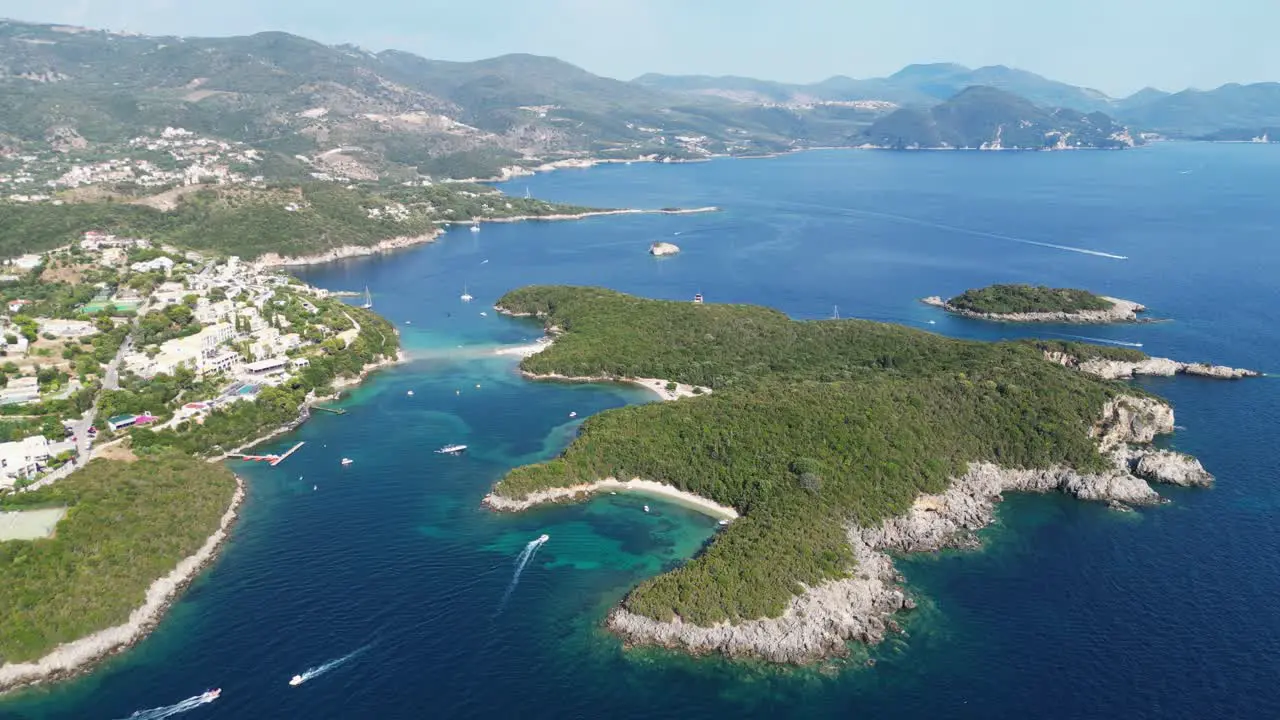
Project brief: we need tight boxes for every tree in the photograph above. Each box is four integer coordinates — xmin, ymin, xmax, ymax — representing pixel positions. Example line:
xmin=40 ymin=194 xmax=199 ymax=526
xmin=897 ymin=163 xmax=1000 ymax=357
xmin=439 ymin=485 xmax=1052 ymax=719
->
xmin=41 ymin=415 xmax=65 ymax=440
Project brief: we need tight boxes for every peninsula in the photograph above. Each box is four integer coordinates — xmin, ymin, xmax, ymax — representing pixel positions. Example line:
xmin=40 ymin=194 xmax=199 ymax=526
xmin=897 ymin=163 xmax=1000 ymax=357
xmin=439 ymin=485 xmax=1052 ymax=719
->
xmin=483 ymin=286 xmax=1242 ymax=663
xmin=924 ymin=284 xmax=1147 ymax=323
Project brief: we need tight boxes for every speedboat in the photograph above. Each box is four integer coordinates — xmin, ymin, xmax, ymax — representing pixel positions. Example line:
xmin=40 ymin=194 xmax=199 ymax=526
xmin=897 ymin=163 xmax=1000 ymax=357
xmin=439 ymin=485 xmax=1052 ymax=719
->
xmin=289 ymin=675 xmax=304 ymax=687
xmin=202 ymin=688 xmax=222 ymax=701
xmin=341 ymin=458 xmax=354 ymax=466
xmin=538 ymin=534 xmax=550 ymax=542
xmin=436 ymin=444 xmax=468 ymax=455
xmin=407 ymin=390 xmax=414 ymax=396
xmin=470 ymin=224 xmax=480 ymax=233
xmin=568 ymin=411 xmax=577 ymax=418
xmin=643 ymin=505 xmax=650 ymax=513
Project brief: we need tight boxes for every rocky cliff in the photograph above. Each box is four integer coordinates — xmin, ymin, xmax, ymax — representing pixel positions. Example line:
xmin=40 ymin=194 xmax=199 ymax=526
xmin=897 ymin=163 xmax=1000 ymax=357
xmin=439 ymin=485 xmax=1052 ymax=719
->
xmin=606 ymin=394 xmax=1213 ymax=663
xmin=1044 ymin=351 xmax=1261 ymax=380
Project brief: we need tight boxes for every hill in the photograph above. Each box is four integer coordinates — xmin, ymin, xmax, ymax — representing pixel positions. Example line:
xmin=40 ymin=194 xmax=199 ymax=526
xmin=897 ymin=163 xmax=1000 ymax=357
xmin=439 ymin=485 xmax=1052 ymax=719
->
xmin=1116 ymin=82 xmax=1280 ymax=137
xmin=861 ymin=86 xmax=1134 ymax=150
xmin=637 ymin=62 xmax=1116 ymax=112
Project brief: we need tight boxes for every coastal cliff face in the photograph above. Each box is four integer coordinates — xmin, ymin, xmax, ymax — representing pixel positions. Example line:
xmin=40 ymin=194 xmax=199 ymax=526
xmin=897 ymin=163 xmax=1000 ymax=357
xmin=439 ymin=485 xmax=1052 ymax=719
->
xmin=604 ymin=394 xmax=1212 ymax=663
xmin=1044 ymin=351 xmax=1261 ymax=380
xmin=922 ymin=295 xmax=1146 ymax=324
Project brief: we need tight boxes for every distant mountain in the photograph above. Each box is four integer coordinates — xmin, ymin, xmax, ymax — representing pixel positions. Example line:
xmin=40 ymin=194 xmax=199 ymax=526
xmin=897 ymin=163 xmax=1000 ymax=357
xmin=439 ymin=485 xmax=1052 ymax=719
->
xmin=637 ymin=63 xmax=1116 ymax=112
xmin=1116 ymin=83 xmax=1280 ymax=136
xmin=0 ymin=20 xmax=878 ymax=180
xmin=861 ymin=86 xmax=1135 ymax=150
xmin=1115 ymin=86 xmax=1171 ymax=112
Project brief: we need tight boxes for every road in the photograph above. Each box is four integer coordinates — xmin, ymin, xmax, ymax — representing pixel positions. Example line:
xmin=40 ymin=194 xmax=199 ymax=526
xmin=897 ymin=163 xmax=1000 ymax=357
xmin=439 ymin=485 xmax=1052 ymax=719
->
xmin=22 ymin=303 xmax=147 ymax=492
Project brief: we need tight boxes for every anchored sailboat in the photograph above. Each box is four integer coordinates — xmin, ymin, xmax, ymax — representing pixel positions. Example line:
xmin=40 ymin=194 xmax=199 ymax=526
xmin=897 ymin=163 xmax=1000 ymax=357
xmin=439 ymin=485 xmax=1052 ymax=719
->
xmin=460 ymin=283 xmax=473 ymax=303
xmin=360 ymin=286 xmax=373 ymax=309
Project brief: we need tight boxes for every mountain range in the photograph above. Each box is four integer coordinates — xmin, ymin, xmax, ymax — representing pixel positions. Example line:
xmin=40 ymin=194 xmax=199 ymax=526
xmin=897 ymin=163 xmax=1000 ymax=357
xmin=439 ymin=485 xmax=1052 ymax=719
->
xmin=0 ymin=19 xmax=1276 ymax=182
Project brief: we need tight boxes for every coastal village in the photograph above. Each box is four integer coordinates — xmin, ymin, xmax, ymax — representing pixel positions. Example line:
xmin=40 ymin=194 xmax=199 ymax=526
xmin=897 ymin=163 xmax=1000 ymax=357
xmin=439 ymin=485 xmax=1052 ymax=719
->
xmin=0 ymin=229 xmax=368 ymax=491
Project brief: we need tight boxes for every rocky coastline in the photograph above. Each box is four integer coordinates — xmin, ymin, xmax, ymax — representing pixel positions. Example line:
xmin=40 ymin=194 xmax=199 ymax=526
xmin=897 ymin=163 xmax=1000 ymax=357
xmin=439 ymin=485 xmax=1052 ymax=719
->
xmin=1043 ymin=350 xmax=1261 ymax=380
xmin=451 ymin=207 xmax=719 ymax=226
xmin=922 ymin=295 xmax=1147 ymax=324
xmin=253 ymin=230 xmax=444 ymax=269
xmin=0 ymin=477 xmax=246 ymax=694
xmin=586 ymin=395 xmax=1219 ymax=663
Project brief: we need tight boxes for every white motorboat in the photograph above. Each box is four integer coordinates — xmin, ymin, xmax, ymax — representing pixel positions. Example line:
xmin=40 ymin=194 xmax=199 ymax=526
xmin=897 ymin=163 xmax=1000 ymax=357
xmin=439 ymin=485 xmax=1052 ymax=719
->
xmin=436 ymin=444 xmax=468 ymax=455
xmin=203 ymin=688 xmax=222 ymax=701
xmin=643 ymin=505 xmax=650 ymax=513
xmin=289 ymin=674 xmax=304 ymax=687
xmin=718 ymin=519 xmax=729 ymax=526
xmin=569 ymin=411 xmax=577 ymax=418
xmin=407 ymin=390 xmax=414 ymax=396
xmin=470 ymin=223 xmax=480 ymax=233
xmin=538 ymin=533 xmax=550 ymax=542
xmin=341 ymin=458 xmax=354 ymax=466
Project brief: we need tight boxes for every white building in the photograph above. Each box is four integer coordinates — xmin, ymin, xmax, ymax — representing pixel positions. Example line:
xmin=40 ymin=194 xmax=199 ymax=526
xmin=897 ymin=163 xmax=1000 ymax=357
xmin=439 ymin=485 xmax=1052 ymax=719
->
xmin=243 ymin=357 xmax=287 ymax=378
xmin=0 ymin=376 xmax=38 ymax=405
xmin=130 ymin=256 xmax=175 ymax=274
xmin=200 ymin=350 xmax=239 ymax=376
xmin=0 ymin=435 xmax=50 ymax=483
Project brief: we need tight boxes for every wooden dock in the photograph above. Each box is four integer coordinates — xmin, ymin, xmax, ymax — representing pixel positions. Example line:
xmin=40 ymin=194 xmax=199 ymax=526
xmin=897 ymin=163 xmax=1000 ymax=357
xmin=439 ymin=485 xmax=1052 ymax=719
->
xmin=227 ymin=441 xmax=306 ymax=467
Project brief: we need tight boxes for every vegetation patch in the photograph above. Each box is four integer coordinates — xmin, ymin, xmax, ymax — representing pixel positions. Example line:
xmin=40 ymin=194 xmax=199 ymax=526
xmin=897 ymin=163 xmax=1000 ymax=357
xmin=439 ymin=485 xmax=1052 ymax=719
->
xmin=947 ymin=284 xmax=1114 ymax=315
xmin=494 ymin=286 xmax=1145 ymax=625
xmin=0 ymin=452 xmax=236 ymax=664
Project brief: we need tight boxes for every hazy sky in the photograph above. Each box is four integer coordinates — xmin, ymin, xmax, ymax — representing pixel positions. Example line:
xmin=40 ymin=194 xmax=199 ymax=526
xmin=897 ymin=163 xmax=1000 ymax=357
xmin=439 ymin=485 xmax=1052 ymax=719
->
xmin=1 ymin=0 xmax=1274 ymax=96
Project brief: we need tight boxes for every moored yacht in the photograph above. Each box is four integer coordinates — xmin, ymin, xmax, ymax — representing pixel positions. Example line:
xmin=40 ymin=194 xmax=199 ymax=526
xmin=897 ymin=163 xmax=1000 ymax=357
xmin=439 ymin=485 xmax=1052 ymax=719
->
xmin=436 ymin=444 xmax=468 ymax=454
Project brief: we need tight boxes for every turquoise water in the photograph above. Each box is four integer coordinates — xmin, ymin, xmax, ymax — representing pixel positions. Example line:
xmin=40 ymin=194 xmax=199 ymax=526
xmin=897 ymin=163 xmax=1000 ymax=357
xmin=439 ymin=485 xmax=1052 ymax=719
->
xmin=5 ymin=143 xmax=1280 ymax=719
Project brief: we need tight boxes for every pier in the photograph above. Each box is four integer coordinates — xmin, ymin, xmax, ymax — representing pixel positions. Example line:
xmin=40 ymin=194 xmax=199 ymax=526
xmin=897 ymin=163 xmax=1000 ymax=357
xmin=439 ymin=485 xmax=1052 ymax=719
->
xmin=228 ymin=441 xmax=306 ymax=466
xmin=311 ymin=406 xmax=347 ymax=415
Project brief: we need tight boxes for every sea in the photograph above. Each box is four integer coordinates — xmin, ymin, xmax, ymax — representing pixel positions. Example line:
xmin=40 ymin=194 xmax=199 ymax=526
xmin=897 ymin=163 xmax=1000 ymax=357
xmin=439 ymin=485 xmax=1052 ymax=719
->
xmin=4 ymin=143 xmax=1279 ymax=719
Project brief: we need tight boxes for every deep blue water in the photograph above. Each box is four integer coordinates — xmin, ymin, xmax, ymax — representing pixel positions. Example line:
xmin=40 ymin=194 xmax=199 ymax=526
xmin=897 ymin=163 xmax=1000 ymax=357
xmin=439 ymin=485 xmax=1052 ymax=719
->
xmin=5 ymin=143 xmax=1280 ymax=719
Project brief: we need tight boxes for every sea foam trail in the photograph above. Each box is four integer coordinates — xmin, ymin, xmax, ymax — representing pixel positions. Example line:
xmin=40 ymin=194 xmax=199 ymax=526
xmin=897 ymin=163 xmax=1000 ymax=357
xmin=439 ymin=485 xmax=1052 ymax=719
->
xmin=1048 ymin=333 xmax=1145 ymax=348
xmin=290 ymin=645 xmax=371 ymax=686
xmin=779 ymin=201 xmax=1129 ymax=260
xmin=498 ymin=535 xmax=548 ymax=611
xmin=117 ymin=692 xmax=216 ymax=720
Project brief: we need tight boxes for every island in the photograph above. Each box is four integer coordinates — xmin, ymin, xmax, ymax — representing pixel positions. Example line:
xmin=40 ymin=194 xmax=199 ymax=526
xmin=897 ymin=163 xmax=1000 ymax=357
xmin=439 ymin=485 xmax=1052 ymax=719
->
xmin=482 ymin=286 xmax=1244 ymax=663
xmin=923 ymin=284 xmax=1147 ymax=323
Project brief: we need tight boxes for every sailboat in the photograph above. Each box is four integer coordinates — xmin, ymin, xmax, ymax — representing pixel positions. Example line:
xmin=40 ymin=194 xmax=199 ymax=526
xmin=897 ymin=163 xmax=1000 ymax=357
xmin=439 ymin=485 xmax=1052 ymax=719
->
xmin=524 ymin=186 xmax=532 ymax=199
xmin=832 ymin=305 xmax=840 ymax=320
xmin=359 ymin=286 xmax=373 ymax=309
xmin=460 ymin=283 xmax=473 ymax=303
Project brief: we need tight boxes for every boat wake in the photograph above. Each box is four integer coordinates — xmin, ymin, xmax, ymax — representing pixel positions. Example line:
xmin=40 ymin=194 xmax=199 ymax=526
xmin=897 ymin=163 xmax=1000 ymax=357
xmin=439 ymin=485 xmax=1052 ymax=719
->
xmin=780 ymin=201 xmax=1129 ymax=260
xmin=289 ymin=645 xmax=371 ymax=687
xmin=498 ymin=534 xmax=549 ymax=611
xmin=119 ymin=691 xmax=218 ymax=720
xmin=1048 ymin=333 xmax=1144 ymax=348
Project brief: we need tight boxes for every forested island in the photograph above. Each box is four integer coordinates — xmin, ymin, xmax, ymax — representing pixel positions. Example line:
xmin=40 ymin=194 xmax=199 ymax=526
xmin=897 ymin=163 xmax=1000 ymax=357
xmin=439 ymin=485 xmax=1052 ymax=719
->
xmin=924 ymin=284 xmax=1147 ymax=323
xmin=485 ymin=286 xmax=1235 ymax=662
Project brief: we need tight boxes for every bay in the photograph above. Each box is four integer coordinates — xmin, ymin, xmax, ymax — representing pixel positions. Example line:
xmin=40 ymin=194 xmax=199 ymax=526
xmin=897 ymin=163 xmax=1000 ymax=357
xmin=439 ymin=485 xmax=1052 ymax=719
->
xmin=4 ymin=143 xmax=1279 ymax=719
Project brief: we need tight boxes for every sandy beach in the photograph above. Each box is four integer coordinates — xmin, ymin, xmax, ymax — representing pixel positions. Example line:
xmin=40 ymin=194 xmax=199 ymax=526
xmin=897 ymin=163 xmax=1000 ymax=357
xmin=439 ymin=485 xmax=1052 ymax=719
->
xmin=484 ymin=477 xmax=738 ymax=521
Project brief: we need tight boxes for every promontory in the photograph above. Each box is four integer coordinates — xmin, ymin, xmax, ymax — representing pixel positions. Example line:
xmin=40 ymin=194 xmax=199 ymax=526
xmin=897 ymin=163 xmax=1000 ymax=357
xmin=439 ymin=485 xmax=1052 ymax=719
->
xmin=923 ymin=283 xmax=1147 ymax=323
xmin=482 ymin=286 xmax=1245 ymax=663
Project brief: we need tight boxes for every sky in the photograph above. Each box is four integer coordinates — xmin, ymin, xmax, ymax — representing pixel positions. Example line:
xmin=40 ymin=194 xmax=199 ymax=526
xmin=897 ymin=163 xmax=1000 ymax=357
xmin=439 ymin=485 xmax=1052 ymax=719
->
xmin=1 ymin=0 xmax=1275 ymax=96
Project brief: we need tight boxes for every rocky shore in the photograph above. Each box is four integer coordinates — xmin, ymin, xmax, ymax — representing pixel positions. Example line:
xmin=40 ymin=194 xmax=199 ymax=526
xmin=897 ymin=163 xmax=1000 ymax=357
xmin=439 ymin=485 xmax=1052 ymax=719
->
xmin=0 ymin=477 xmax=246 ymax=693
xmin=253 ymin=231 xmax=444 ymax=269
xmin=454 ymin=207 xmax=719 ymax=226
xmin=599 ymin=394 xmax=1219 ymax=663
xmin=1043 ymin=350 xmax=1261 ymax=380
xmin=922 ymin=295 xmax=1147 ymax=323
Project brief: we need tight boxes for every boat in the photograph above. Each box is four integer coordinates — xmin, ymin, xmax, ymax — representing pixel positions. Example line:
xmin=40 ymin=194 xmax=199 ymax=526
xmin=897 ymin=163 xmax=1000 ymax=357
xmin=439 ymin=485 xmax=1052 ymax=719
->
xmin=460 ymin=284 xmax=473 ymax=303
xmin=289 ymin=675 xmax=304 ymax=687
xmin=692 ymin=293 xmax=704 ymax=304
xmin=341 ymin=458 xmax=353 ymax=466
xmin=359 ymin=286 xmax=373 ymax=310
xmin=202 ymin=688 xmax=222 ymax=701
xmin=643 ymin=505 xmax=650 ymax=513
xmin=436 ymin=444 xmax=468 ymax=454
xmin=470 ymin=223 xmax=481 ymax=233
xmin=313 ymin=485 xmax=317 ymax=491
xmin=538 ymin=533 xmax=549 ymax=542
xmin=407 ymin=390 xmax=414 ymax=396
xmin=718 ymin=519 xmax=729 ymax=526
xmin=480 ymin=311 xmax=488 ymax=317
xmin=569 ymin=411 xmax=577 ymax=418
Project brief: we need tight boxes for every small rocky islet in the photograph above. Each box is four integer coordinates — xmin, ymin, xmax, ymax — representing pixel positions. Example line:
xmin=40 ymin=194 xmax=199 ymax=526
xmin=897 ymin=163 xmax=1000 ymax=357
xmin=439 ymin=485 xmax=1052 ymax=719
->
xmin=922 ymin=283 xmax=1148 ymax=324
